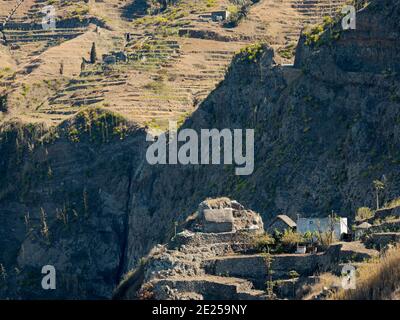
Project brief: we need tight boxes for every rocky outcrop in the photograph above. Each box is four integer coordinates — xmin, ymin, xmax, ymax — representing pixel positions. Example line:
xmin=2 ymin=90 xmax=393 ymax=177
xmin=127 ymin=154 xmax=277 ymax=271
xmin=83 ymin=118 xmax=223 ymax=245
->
xmin=116 ymin=200 xmax=379 ymax=300
xmin=124 ymin=0 xmax=400 ymax=272
xmin=115 ymin=198 xmax=266 ymax=300
xmin=0 ymin=110 xmax=148 ymax=299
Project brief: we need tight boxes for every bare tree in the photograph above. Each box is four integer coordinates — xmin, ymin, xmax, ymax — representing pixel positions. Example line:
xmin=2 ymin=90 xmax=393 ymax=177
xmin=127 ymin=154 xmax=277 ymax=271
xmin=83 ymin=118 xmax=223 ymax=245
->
xmin=373 ymin=180 xmax=385 ymax=210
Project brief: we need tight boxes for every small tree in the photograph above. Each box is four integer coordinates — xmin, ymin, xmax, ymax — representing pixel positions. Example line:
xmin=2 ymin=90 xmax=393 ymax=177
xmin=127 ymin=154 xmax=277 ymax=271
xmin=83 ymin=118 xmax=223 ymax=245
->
xmin=173 ymin=221 xmax=178 ymax=237
xmin=59 ymin=61 xmax=64 ymax=75
xmin=40 ymin=207 xmax=49 ymax=240
xmin=90 ymin=42 xmax=97 ymax=64
xmin=261 ymin=251 xmax=276 ymax=299
xmin=288 ymin=270 xmax=299 ymax=298
xmin=81 ymin=58 xmax=86 ymax=72
xmin=0 ymin=94 xmax=7 ymax=112
xmin=317 ymin=230 xmax=336 ymax=248
xmin=373 ymin=180 xmax=385 ymax=210
xmin=328 ymin=212 xmax=338 ymax=239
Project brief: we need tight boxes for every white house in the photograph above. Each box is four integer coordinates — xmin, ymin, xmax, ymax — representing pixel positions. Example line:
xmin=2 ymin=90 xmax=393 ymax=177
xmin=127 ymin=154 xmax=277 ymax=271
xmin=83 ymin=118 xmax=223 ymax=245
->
xmin=211 ymin=10 xmax=231 ymax=22
xmin=297 ymin=217 xmax=348 ymax=240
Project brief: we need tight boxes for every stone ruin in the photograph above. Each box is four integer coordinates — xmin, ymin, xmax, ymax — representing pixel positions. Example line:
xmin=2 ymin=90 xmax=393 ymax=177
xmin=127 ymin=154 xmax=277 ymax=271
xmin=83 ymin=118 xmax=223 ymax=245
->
xmin=193 ymin=197 xmax=264 ymax=234
xmin=114 ymin=198 xmax=269 ymax=300
xmin=114 ymin=198 xmax=379 ymax=300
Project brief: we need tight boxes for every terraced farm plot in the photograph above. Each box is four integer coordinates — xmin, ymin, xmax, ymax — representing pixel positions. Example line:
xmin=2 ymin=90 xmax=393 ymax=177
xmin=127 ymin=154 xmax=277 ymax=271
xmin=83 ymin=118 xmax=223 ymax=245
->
xmin=1 ymin=0 xmax=349 ymax=127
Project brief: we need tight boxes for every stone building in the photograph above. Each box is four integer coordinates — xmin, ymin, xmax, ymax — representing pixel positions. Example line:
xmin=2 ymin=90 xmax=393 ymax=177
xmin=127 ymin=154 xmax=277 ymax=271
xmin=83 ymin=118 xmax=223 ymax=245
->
xmin=211 ymin=10 xmax=231 ymax=22
xmin=202 ymin=208 xmax=234 ymax=233
xmin=196 ymin=197 xmax=264 ymax=234
xmin=267 ymin=215 xmax=296 ymax=234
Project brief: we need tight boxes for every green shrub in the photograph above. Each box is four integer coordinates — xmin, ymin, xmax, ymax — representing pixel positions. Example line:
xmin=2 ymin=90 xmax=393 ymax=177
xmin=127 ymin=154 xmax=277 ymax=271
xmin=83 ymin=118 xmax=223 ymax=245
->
xmin=281 ymin=229 xmax=303 ymax=251
xmin=252 ymin=233 xmax=275 ymax=252
xmin=68 ymin=127 xmax=80 ymax=143
xmin=304 ymin=15 xmax=339 ymax=47
xmin=238 ymin=42 xmax=264 ymax=63
xmin=277 ymin=43 xmax=296 ymax=59
xmin=206 ymin=0 xmax=216 ymax=8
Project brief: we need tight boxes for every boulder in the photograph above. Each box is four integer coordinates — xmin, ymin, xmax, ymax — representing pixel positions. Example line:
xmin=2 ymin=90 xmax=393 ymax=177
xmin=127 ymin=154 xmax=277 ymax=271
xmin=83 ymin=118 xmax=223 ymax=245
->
xmin=197 ymin=198 xmax=264 ymax=233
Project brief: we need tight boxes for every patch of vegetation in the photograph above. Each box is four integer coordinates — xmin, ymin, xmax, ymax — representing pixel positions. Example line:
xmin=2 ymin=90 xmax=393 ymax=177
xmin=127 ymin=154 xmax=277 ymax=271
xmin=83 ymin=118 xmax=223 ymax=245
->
xmin=144 ymin=118 xmax=162 ymax=131
xmin=384 ymin=197 xmax=400 ymax=210
xmin=21 ymin=84 xmax=30 ymax=97
xmin=252 ymin=233 xmax=275 ymax=252
xmin=304 ymin=16 xmax=341 ymax=47
xmin=68 ymin=127 xmax=80 ymax=143
xmin=223 ymin=0 xmax=254 ymax=28
xmin=238 ymin=42 xmax=265 ymax=63
xmin=206 ymin=0 xmax=217 ymax=8
xmin=356 ymin=207 xmax=374 ymax=222
xmin=280 ymin=229 xmax=304 ymax=251
xmin=277 ymin=43 xmax=296 ymax=60
xmin=143 ymin=78 xmax=167 ymax=93
xmin=177 ymin=111 xmax=191 ymax=128
xmin=66 ymin=3 xmax=90 ymax=20
xmin=0 ymin=67 xmax=14 ymax=80
xmin=64 ymin=107 xmax=132 ymax=144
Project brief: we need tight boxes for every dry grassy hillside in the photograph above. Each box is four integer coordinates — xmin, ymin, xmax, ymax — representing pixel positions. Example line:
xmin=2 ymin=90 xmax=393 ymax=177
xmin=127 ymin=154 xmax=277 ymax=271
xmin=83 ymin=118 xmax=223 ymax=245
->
xmin=332 ymin=246 xmax=400 ymax=300
xmin=0 ymin=0 xmax=348 ymax=128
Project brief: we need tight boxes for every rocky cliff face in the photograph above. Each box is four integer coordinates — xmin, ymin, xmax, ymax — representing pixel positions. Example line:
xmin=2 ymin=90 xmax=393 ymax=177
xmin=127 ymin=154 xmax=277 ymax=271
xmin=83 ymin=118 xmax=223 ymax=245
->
xmin=115 ymin=198 xmax=378 ymax=300
xmin=0 ymin=110 xmax=148 ymax=299
xmin=1 ymin=0 xmax=400 ymax=299
xmin=115 ymin=198 xmax=267 ymax=300
xmin=124 ymin=0 xmax=400 ymax=270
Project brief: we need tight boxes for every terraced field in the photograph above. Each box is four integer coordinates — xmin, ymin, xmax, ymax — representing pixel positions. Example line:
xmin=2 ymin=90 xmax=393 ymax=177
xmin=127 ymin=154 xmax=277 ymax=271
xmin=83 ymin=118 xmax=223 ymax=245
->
xmin=0 ymin=0 xmax=349 ymax=128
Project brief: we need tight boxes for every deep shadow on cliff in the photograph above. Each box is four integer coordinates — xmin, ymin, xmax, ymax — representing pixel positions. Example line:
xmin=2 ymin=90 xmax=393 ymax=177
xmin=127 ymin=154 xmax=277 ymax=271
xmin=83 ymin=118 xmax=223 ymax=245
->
xmin=1 ymin=0 xmax=400 ymax=299
xmin=124 ymin=0 xmax=400 ymax=272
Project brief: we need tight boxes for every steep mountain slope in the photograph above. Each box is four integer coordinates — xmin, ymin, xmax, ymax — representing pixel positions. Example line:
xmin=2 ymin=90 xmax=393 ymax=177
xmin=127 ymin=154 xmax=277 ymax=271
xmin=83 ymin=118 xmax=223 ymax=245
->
xmin=1 ymin=0 xmax=400 ymax=299
xmin=124 ymin=0 xmax=400 ymax=270
xmin=1 ymin=0 xmax=348 ymax=127
xmin=0 ymin=110 xmax=148 ymax=298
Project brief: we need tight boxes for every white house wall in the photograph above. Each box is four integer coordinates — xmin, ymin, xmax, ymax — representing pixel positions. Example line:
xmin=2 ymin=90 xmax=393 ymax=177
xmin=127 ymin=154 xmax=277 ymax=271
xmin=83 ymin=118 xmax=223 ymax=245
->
xmin=297 ymin=218 xmax=348 ymax=239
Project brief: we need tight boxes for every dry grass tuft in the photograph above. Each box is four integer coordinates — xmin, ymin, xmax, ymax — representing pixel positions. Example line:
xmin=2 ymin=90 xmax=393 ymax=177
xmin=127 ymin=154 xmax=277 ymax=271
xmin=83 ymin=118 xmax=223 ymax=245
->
xmin=302 ymin=273 xmax=341 ymax=300
xmin=332 ymin=246 xmax=400 ymax=300
xmin=384 ymin=197 xmax=400 ymax=210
